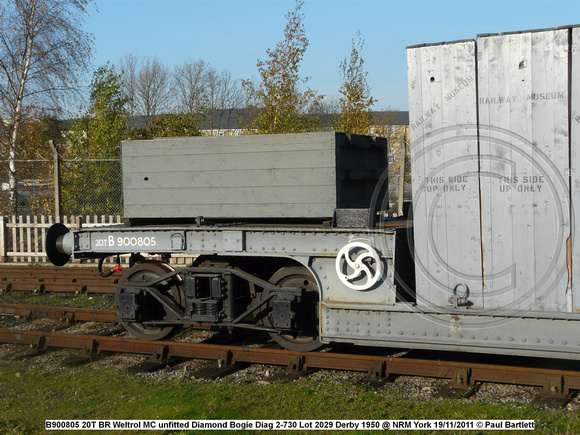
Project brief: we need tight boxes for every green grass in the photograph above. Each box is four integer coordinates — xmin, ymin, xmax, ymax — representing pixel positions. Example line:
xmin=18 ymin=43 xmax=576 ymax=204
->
xmin=0 ymin=359 xmax=579 ymax=434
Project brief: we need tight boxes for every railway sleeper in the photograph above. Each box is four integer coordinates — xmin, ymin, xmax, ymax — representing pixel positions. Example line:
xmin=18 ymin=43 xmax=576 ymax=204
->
xmin=189 ymin=350 xmax=250 ymax=380
xmin=62 ymin=339 xmax=104 ymax=367
xmin=438 ymin=368 xmax=480 ymax=399
xmin=127 ymin=344 xmax=183 ymax=374
xmin=7 ymin=335 xmax=49 ymax=361
xmin=534 ymin=377 xmax=578 ymax=408
xmin=268 ymin=355 xmax=318 ymax=381
xmin=360 ymin=361 xmax=399 ymax=387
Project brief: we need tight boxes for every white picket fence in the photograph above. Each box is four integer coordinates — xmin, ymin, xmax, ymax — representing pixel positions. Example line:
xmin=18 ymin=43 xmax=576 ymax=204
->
xmin=0 ymin=215 xmax=195 ymax=265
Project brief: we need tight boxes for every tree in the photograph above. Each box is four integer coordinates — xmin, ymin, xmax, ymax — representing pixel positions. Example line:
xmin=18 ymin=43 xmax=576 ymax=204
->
xmin=64 ymin=65 xmax=127 ymax=215
xmin=335 ymin=31 xmax=376 ymax=135
xmin=204 ymin=68 xmax=245 ymax=133
xmin=134 ymin=56 xmax=171 ymax=122
xmin=128 ymin=113 xmax=201 ymax=140
xmin=0 ymin=115 xmax=63 ymax=215
xmin=242 ymin=0 xmax=322 ymax=134
xmin=0 ymin=0 xmax=93 ymax=213
xmin=173 ymin=59 xmax=211 ymax=114
xmin=118 ymin=53 xmax=139 ymax=116
xmin=68 ymin=65 xmax=128 ymax=159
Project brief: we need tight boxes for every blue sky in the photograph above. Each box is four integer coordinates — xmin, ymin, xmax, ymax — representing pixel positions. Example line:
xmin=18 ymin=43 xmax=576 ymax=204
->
xmin=84 ymin=0 xmax=580 ymax=110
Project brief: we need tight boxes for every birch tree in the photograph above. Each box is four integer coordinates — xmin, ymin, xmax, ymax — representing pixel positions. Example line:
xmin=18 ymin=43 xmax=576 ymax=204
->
xmin=242 ymin=0 xmax=322 ymax=134
xmin=0 ymin=0 xmax=93 ymax=213
xmin=335 ymin=31 xmax=376 ymax=135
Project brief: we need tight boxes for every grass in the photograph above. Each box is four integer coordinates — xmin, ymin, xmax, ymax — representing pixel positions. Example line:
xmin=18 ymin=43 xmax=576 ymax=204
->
xmin=1 ymin=359 xmax=579 ymax=434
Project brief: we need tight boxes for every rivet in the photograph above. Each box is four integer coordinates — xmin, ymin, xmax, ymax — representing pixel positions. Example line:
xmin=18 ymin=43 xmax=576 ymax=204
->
xmin=509 ymin=337 xmax=514 ymax=342
xmin=536 ymin=339 xmax=541 ymax=343
xmin=471 ymin=335 xmax=475 ymax=339
xmin=366 ymin=330 xmax=370 ymax=334
xmin=483 ymin=336 xmax=488 ymax=340
xmin=387 ymin=330 xmax=391 ymax=334
xmin=522 ymin=338 xmax=527 ymax=343
xmin=563 ymin=340 xmax=568 ymax=345
xmin=549 ymin=339 xmax=554 ymax=344
xmin=434 ymin=333 xmax=439 ymax=337
xmin=398 ymin=331 xmax=403 ymax=335
xmin=496 ymin=336 xmax=501 ymax=341
xmin=458 ymin=334 xmax=463 ymax=338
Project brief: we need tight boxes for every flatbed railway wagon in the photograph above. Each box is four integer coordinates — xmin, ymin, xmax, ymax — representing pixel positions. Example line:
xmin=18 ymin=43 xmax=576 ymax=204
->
xmin=47 ymin=24 xmax=580 ymax=360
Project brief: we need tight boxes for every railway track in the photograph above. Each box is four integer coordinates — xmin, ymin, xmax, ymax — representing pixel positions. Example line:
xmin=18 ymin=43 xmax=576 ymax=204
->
xmin=0 ymin=265 xmax=118 ymax=294
xmin=1 ymin=267 xmax=579 ymax=406
xmin=0 ymin=301 xmax=579 ymax=406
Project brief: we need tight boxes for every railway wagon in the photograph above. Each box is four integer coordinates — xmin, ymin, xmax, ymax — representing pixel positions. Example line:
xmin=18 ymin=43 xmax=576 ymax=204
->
xmin=47 ymin=24 xmax=580 ymax=360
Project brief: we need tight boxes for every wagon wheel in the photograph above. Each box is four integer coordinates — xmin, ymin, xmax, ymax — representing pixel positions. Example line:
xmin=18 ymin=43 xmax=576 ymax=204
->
xmin=262 ymin=266 xmax=322 ymax=352
xmin=115 ymin=262 xmax=184 ymax=341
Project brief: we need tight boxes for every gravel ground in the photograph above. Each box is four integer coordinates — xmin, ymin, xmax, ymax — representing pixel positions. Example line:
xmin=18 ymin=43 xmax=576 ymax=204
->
xmin=1 ymin=298 xmax=579 ymax=410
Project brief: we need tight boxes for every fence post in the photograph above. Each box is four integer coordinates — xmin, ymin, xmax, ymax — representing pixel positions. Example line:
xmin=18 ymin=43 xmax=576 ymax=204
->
xmin=49 ymin=140 xmax=62 ymax=220
xmin=0 ymin=216 xmax=6 ymax=262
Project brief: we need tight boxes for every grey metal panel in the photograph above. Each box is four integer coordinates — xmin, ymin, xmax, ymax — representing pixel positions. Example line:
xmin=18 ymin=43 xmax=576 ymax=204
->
xmin=478 ymin=29 xmax=571 ymax=312
xmin=572 ymin=27 xmax=580 ymax=312
xmin=407 ymin=40 xmax=482 ymax=309
xmin=122 ymin=132 xmax=386 ymax=220
xmin=321 ymin=307 xmax=580 ymax=359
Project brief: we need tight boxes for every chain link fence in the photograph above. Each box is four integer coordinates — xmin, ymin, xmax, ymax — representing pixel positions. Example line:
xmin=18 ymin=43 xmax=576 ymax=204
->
xmin=0 ymin=159 xmax=55 ymax=216
xmin=0 ymin=158 xmax=122 ymax=217
xmin=61 ymin=159 xmax=122 ymax=216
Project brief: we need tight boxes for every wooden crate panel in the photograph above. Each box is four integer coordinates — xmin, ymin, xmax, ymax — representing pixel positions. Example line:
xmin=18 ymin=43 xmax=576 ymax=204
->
xmin=478 ymin=28 xmax=570 ymax=311
xmin=122 ymin=132 xmax=387 ymax=220
xmin=407 ymin=40 xmax=482 ymax=308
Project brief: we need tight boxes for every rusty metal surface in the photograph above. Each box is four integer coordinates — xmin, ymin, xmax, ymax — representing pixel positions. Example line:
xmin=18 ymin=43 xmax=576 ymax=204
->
xmin=0 ymin=266 xmax=117 ymax=294
xmin=2 ymin=327 xmax=580 ymax=395
xmin=0 ymin=304 xmax=118 ymax=323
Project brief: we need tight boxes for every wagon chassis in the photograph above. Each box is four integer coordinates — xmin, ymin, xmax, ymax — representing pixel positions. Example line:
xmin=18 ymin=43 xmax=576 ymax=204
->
xmin=115 ymin=263 xmax=304 ymax=333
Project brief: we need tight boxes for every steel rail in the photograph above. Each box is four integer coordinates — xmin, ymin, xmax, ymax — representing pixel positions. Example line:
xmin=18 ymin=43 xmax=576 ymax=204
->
xmin=0 ymin=266 xmax=118 ymax=294
xmin=1 ymin=328 xmax=580 ymax=397
xmin=0 ymin=303 xmax=119 ymax=323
